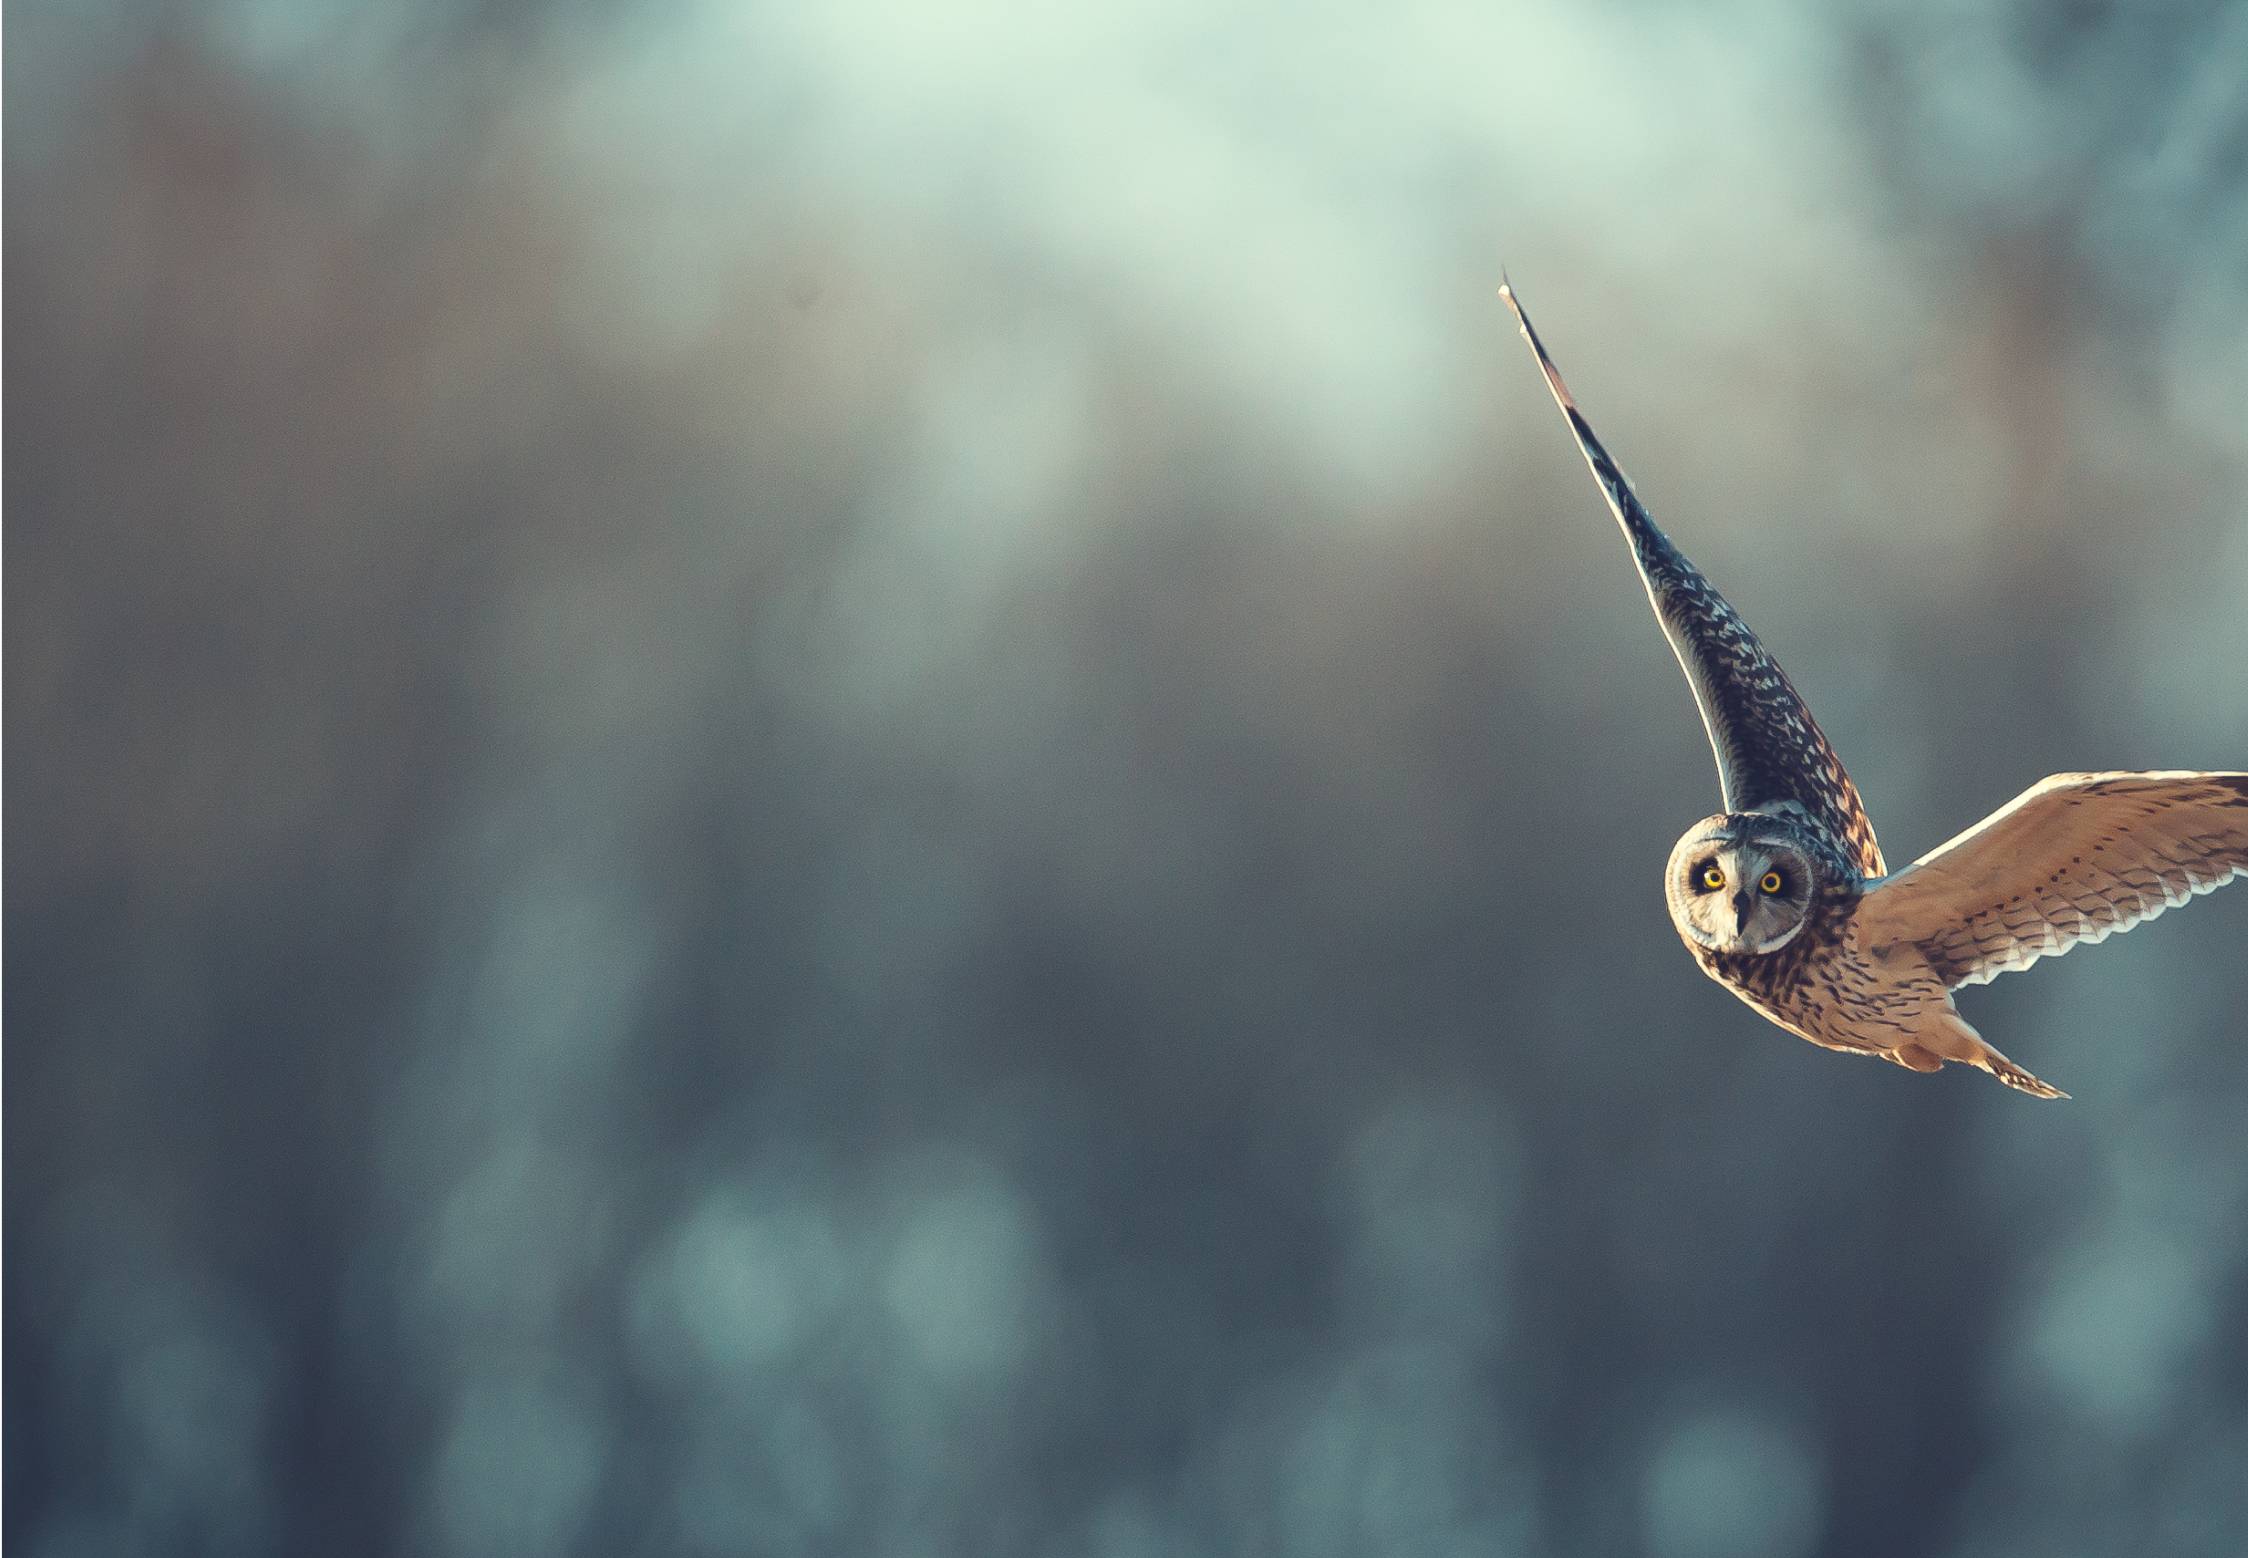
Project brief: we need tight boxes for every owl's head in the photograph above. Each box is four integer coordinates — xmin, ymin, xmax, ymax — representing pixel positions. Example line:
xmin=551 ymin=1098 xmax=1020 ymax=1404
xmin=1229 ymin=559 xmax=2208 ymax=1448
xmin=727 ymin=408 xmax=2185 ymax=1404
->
xmin=1665 ymin=814 xmax=1823 ymax=955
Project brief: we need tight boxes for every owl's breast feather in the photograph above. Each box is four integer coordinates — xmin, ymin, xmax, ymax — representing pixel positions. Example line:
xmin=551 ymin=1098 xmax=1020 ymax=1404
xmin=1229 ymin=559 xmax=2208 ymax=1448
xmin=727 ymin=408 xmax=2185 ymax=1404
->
xmin=1690 ymin=884 xmax=1912 ymax=1053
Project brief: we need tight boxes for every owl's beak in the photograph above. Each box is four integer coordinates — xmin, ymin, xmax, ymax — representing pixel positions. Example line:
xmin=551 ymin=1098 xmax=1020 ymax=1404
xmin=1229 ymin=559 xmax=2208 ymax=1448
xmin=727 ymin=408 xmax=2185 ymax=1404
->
xmin=1733 ymin=891 xmax=1752 ymax=921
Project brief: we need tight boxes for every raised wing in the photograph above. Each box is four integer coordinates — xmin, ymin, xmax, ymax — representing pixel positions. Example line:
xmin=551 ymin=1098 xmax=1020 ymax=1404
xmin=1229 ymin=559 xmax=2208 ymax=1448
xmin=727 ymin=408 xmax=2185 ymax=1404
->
xmin=1853 ymin=772 xmax=2248 ymax=988
xmin=1499 ymin=282 xmax=1884 ymax=876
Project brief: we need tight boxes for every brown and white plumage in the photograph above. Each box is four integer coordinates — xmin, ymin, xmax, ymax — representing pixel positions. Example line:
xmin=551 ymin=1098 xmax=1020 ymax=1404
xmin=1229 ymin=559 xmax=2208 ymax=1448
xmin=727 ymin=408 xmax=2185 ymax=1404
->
xmin=1500 ymin=281 xmax=2246 ymax=1100
xmin=1854 ymin=772 xmax=2248 ymax=989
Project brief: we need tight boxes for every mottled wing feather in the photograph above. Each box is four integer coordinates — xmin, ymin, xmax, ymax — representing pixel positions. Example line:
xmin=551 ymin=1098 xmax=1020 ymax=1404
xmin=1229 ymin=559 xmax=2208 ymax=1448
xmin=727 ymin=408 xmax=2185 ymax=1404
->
xmin=1499 ymin=283 xmax=1885 ymax=876
xmin=1853 ymin=772 xmax=2248 ymax=988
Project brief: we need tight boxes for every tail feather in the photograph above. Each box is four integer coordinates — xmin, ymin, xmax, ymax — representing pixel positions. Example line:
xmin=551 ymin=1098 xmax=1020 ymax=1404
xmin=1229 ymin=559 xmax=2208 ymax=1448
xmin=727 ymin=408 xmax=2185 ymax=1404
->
xmin=1919 ymin=1006 xmax=2069 ymax=1099
xmin=1984 ymin=1053 xmax=2069 ymax=1100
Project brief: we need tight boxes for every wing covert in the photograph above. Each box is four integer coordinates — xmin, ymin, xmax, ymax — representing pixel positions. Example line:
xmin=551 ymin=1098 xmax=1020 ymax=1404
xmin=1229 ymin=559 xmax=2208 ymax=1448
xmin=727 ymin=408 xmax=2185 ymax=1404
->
xmin=1852 ymin=772 xmax=2248 ymax=988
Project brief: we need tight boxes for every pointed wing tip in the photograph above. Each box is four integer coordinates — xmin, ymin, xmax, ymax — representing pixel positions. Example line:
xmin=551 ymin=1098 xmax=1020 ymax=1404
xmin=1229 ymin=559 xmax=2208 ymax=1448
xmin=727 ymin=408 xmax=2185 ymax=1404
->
xmin=1493 ymin=276 xmax=1579 ymax=414
xmin=1496 ymin=275 xmax=1526 ymax=329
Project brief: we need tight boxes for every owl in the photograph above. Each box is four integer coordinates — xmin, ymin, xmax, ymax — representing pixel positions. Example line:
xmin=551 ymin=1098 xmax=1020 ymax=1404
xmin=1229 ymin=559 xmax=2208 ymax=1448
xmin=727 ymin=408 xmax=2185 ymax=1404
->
xmin=1499 ymin=282 xmax=2247 ymax=1098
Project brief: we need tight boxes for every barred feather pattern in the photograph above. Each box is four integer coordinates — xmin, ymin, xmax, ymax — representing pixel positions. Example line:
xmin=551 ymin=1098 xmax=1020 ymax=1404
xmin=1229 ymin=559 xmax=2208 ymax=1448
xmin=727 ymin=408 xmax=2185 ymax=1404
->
xmin=1499 ymin=284 xmax=1884 ymax=877
xmin=1854 ymin=772 xmax=2248 ymax=990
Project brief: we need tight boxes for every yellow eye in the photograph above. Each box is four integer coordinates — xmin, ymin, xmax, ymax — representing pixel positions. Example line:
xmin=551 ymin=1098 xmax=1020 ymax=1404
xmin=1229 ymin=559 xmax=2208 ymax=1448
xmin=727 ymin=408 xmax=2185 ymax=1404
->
xmin=1700 ymin=866 xmax=1725 ymax=890
xmin=1760 ymin=871 xmax=1784 ymax=894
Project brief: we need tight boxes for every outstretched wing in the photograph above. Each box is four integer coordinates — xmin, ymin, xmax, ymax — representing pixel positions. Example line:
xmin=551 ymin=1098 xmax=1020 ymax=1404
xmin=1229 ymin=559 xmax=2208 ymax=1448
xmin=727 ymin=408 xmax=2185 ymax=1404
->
xmin=1500 ymin=282 xmax=1884 ymax=876
xmin=1852 ymin=772 xmax=2248 ymax=988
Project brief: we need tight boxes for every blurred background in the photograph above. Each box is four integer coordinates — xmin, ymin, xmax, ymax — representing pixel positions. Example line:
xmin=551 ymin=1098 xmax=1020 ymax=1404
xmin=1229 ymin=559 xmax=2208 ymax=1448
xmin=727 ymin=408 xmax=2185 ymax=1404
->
xmin=8 ymin=1 xmax=2248 ymax=1554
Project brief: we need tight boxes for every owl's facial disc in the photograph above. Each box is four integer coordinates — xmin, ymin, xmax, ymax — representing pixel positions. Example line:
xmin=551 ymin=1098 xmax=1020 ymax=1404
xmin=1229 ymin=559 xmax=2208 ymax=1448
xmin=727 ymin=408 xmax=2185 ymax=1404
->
xmin=1666 ymin=821 xmax=1815 ymax=955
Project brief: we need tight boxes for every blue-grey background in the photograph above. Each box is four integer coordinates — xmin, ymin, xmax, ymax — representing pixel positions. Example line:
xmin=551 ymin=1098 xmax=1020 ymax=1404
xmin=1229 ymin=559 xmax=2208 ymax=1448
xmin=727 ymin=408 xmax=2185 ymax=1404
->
xmin=8 ymin=2 xmax=2248 ymax=1555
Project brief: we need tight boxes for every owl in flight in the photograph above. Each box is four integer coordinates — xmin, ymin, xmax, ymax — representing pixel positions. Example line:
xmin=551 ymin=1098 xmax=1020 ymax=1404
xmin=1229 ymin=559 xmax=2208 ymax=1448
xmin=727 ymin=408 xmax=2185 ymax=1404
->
xmin=1499 ymin=282 xmax=2247 ymax=1098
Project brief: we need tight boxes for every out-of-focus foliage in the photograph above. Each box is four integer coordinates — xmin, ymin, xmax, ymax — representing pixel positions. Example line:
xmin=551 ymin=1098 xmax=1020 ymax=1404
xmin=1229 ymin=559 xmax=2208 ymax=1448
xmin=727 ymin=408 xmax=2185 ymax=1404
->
xmin=7 ymin=2 xmax=2248 ymax=1555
